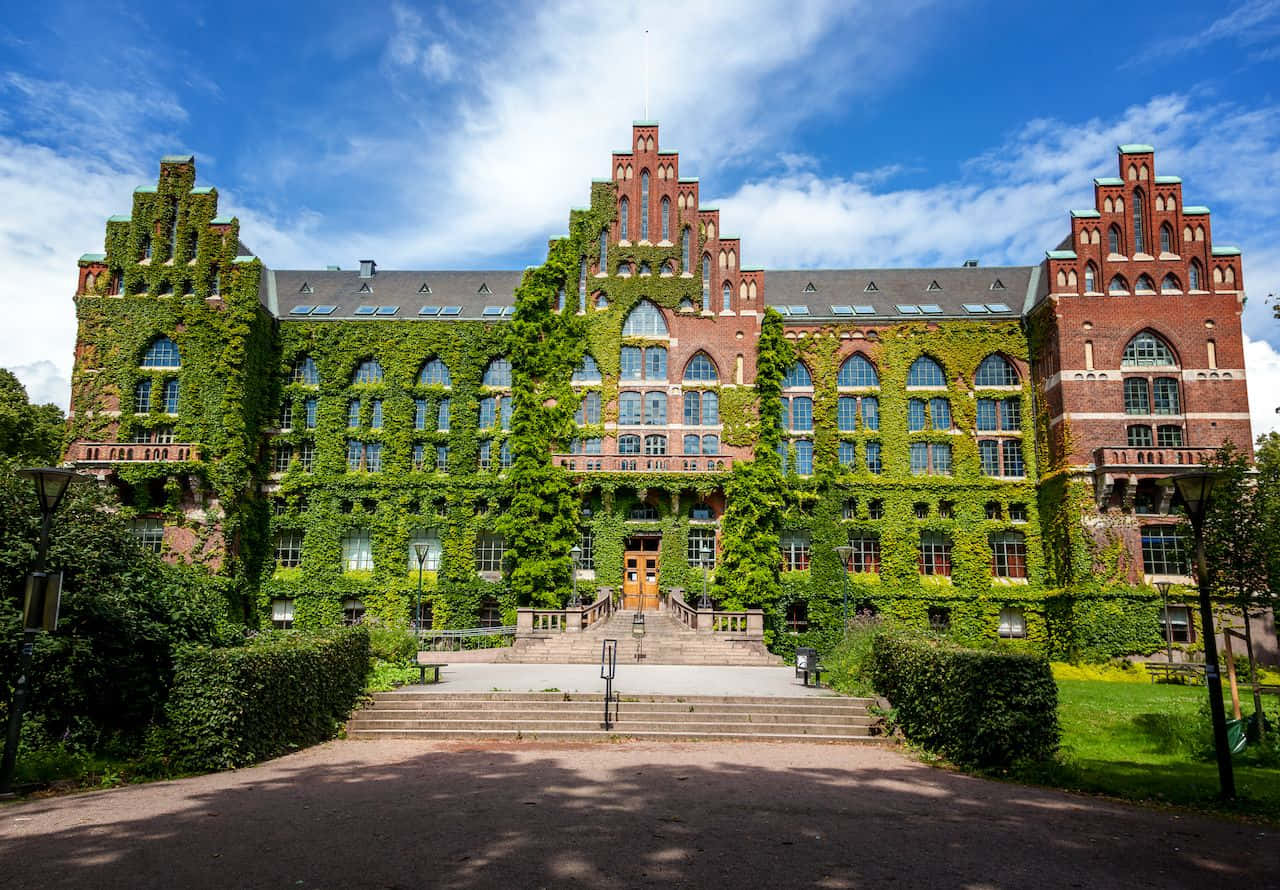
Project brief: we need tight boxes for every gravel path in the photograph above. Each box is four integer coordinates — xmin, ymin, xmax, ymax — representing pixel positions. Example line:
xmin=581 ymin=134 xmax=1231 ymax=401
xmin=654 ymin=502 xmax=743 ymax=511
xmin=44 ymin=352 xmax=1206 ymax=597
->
xmin=1 ymin=739 xmax=1274 ymax=889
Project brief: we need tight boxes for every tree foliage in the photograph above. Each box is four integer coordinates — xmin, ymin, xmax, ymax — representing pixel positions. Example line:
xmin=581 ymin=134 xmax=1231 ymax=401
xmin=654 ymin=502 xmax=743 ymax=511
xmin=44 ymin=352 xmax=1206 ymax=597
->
xmin=0 ymin=368 xmax=64 ymax=466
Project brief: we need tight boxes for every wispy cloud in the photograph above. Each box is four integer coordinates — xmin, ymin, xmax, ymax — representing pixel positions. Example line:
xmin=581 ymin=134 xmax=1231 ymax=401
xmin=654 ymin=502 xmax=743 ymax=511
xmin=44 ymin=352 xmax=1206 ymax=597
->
xmin=1130 ymin=0 xmax=1280 ymax=65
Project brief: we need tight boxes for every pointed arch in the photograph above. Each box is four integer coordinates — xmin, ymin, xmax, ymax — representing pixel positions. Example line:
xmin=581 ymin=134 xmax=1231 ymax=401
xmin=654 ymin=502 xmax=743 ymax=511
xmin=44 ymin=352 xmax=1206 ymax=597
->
xmin=783 ymin=362 xmax=813 ymax=388
xmin=838 ymin=354 xmax=879 ymax=387
xmin=142 ymin=335 xmax=181 ymax=368
xmin=1160 ymin=273 xmax=1181 ymax=293
xmin=1084 ymin=262 xmax=1098 ymax=292
xmin=1109 ymin=274 xmax=1129 ymax=293
xmin=1135 ymin=274 xmax=1155 ymax=292
xmin=1122 ymin=331 xmax=1177 ymax=367
xmin=572 ymin=354 xmax=602 ymax=382
xmin=1160 ymin=222 xmax=1174 ymax=254
xmin=417 ymin=357 xmax=451 ymax=386
xmin=1133 ymin=188 xmax=1147 ymax=253
xmin=974 ymin=354 xmax=1019 ymax=386
xmin=1189 ymin=259 xmax=1202 ymax=290
xmin=681 ymin=227 xmax=691 ymax=271
xmin=640 ymin=170 xmax=650 ymax=241
xmin=907 ymin=355 xmax=946 ymax=387
xmin=619 ymin=197 xmax=629 ymax=241
xmin=721 ymin=281 xmax=732 ymax=312
xmin=683 ymin=352 xmax=719 ymax=382
xmin=661 ymin=196 xmax=671 ymax=241
xmin=351 ymin=358 xmax=384 ymax=384
xmin=482 ymin=357 xmax=512 ymax=387
xmin=621 ymin=299 xmax=669 ymax=337
xmin=1108 ymin=224 xmax=1123 ymax=255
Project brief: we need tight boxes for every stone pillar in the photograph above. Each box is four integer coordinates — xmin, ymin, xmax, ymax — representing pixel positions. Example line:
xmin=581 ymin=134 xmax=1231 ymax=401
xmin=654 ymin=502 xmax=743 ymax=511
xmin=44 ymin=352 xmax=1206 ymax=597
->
xmin=697 ymin=607 xmax=715 ymax=634
xmin=745 ymin=609 xmax=764 ymax=641
xmin=564 ymin=605 xmax=582 ymax=633
xmin=516 ymin=608 xmax=535 ymax=637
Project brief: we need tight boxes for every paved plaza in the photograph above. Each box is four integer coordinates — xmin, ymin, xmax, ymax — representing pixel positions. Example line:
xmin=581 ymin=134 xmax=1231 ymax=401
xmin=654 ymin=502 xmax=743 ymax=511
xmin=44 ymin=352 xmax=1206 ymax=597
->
xmin=413 ymin=662 xmax=837 ymax=696
xmin=2 ymin=738 xmax=1274 ymax=889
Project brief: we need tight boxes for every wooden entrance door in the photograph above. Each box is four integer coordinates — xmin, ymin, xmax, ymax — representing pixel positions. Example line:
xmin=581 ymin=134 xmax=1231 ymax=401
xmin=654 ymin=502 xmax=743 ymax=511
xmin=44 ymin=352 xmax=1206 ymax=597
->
xmin=622 ymin=538 xmax=661 ymax=610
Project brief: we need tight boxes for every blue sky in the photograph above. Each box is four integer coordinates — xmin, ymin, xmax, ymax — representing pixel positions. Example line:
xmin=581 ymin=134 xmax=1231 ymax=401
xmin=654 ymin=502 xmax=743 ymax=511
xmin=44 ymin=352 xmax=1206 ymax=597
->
xmin=1 ymin=0 xmax=1278 ymax=432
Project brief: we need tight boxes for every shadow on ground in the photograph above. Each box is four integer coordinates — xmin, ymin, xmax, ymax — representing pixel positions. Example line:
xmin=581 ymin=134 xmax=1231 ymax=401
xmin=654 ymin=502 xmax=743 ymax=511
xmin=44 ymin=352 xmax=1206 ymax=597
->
xmin=0 ymin=741 xmax=1274 ymax=889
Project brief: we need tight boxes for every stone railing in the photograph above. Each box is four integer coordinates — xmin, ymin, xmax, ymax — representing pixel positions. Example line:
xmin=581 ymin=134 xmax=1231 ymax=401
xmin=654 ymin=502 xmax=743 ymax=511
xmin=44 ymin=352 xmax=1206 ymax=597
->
xmin=668 ymin=588 xmax=764 ymax=641
xmin=66 ymin=441 xmax=200 ymax=465
xmin=1094 ymin=446 xmax=1217 ymax=469
xmin=516 ymin=587 xmax=615 ymax=637
xmin=551 ymin=454 xmax=734 ymax=474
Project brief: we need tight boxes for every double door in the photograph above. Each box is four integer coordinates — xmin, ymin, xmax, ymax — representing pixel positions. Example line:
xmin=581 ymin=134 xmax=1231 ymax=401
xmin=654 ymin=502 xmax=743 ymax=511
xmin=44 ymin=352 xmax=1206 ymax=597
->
xmin=622 ymin=538 xmax=660 ymax=611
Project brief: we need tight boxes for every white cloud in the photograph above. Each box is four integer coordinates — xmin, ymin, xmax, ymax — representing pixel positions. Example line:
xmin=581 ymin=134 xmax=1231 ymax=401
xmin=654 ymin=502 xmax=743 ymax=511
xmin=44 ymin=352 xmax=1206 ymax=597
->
xmin=9 ymin=359 xmax=68 ymax=409
xmin=1134 ymin=0 xmax=1280 ymax=63
xmin=1245 ymin=334 xmax=1280 ymax=438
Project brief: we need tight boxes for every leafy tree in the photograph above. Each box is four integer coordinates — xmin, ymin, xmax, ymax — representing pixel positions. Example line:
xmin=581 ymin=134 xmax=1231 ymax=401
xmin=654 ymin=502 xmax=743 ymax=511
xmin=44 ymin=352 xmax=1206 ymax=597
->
xmin=0 ymin=368 xmax=64 ymax=465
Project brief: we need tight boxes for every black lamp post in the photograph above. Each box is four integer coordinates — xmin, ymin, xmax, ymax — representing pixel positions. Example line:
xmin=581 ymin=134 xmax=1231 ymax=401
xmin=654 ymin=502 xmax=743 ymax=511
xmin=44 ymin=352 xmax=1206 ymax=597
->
xmin=413 ymin=543 xmax=430 ymax=638
xmin=1155 ymin=580 xmax=1175 ymax=666
xmin=1 ymin=467 xmax=89 ymax=794
xmin=1165 ymin=468 xmax=1234 ymax=799
xmin=834 ymin=544 xmax=854 ymax=629
xmin=569 ymin=544 xmax=582 ymax=607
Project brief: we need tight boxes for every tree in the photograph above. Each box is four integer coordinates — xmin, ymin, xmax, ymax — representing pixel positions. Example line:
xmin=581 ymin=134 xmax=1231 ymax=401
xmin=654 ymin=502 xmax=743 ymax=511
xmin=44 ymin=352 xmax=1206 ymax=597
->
xmin=0 ymin=368 xmax=64 ymax=465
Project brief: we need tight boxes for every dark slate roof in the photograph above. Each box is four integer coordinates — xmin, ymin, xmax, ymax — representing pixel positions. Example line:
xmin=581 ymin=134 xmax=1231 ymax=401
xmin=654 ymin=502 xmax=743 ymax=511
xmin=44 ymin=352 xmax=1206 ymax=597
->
xmin=269 ymin=269 xmax=526 ymax=320
xmin=763 ymin=267 xmax=1035 ymax=321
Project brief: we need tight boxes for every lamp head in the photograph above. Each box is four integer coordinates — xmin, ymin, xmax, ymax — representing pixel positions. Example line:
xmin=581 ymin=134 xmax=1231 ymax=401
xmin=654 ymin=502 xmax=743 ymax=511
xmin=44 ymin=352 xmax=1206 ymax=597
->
xmin=1164 ymin=469 xmax=1226 ymax=521
xmin=414 ymin=543 xmax=430 ymax=565
xmin=569 ymin=544 xmax=583 ymax=561
xmin=16 ymin=467 xmax=90 ymax=519
xmin=1155 ymin=580 xmax=1172 ymax=597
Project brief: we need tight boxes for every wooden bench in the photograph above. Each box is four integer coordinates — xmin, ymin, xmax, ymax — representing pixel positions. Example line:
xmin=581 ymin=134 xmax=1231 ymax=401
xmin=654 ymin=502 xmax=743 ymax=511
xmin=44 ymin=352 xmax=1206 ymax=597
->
xmin=410 ymin=663 xmax=446 ymax=684
xmin=1147 ymin=663 xmax=1206 ymax=685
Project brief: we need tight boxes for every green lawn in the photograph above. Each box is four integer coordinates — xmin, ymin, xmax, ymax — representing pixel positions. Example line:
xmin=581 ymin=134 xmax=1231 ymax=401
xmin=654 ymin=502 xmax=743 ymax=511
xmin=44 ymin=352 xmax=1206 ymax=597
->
xmin=1027 ymin=679 xmax=1280 ymax=821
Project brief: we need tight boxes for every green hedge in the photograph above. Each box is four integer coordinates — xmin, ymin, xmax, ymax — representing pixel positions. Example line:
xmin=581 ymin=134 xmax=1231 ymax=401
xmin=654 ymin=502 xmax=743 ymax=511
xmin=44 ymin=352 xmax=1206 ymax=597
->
xmin=160 ymin=627 xmax=370 ymax=772
xmin=870 ymin=632 xmax=1059 ymax=768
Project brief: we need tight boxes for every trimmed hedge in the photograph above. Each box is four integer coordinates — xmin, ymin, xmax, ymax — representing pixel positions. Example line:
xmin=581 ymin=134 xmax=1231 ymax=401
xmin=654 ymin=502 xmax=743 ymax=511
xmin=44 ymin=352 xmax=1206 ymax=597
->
xmin=160 ymin=627 xmax=370 ymax=772
xmin=870 ymin=632 xmax=1059 ymax=768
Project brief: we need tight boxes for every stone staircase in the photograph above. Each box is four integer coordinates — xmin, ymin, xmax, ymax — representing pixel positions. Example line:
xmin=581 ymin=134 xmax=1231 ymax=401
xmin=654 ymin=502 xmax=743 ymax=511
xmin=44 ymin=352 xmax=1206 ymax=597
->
xmin=347 ymin=691 xmax=881 ymax=742
xmin=502 ymin=609 xmax=780 ymax=666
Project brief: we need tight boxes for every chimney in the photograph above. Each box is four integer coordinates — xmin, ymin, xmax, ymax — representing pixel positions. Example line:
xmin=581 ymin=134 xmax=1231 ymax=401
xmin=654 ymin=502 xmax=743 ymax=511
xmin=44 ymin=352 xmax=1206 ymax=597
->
xmin=359 ymin=259 xmax=376 ymax=278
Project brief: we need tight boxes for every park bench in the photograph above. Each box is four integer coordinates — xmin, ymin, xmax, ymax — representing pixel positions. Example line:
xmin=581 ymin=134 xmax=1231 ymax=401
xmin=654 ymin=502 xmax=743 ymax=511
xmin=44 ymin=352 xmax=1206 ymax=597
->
xmin=1147 ymin=663 xmax=1205 ymax=685
xmin=409 ymin=662 xmax=446 ymax=684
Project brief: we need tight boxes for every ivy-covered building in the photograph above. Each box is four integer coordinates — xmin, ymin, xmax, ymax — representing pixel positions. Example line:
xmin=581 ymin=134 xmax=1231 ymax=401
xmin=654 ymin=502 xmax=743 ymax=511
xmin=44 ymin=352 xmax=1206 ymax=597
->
xmin=64 ymin=123 xmax=1255 ymax=658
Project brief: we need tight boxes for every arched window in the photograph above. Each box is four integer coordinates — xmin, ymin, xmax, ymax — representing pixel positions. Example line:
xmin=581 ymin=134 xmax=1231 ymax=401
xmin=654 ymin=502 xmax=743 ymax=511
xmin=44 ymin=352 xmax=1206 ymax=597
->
xmin=783 ymin=362 xmax=812 ymax=388
xmin=557 ymin=287 xmax=566 ymax=312
xmin=619 ymin=197 xmax=629 ymax=241
xmin=619 ymin=434 xmax=641 ymax=454
xmin=1084 ymin=262 xmax=1097 ymax=292
xmin=1108 ymin=225 xmax=1122 ymax=255
xmin=572 ymin=355 xmax=602 ymax=382
xmin=1122 ymin=332 xmax=1176 ymax=367
xmin=1135 ymin=274 xmax=1155 ymax=292
xmin=837 ymin=354 xmax=879 ymax=387
xmin=661 ymin=197 xmax=670 ymax=241
xmin=684 ymin=353 xmax=718 ymax=382
xmin=418 ymin=357 xmax=451 ymax=386
xmin=142 ymin=336 xmax=181 ymax=367
xmin=640 ymin=171 xmax=650 ymax=240
xmin=1160 ymin=223 xmax=1173 ymax=254
xmin=1109 ymin=275 xmax=1129 ymax=293
xmin=291 ymin=356 xmax=319 ymax=385
xmin=621 ymin=299 xmax=669 ymax=337
xmin=1161 ymin=274 xmax=1181 ymax=293
xmin=351 ymin=359 xmax=383 ymax=384
xmin=170 ymin=214 xmax=179 ymax=260
xmin=1189 ymin=260 xmax=1202 ymax=290
xmin=701 ymin=254 xmax=711 ymax=302
xmin=162 ymin=379 xmax=180 ymax=413
xmin=683 ymin=434 xmax=700 ymax=454
xmin=482 ymin=357 xmax=512 ymax=387
xmin=598 ymin=228 xmax=608 ymax=273
xmin=578 ymin=259 xmax=587 ymax=313
xmin=907 ymin=356 xmax=945 ymax=387
xmin=1133 ymin=189 xmax=1146 ymax=253
xmin=682 ymin=227 xmax=691 ymax=271
xmin=722 ymin=281 xmax=732 ymax=312
xmin=644 ymin=434 xmax=667 ymax=456
xmin=974 ymin=354 xmax=1019 ymax=386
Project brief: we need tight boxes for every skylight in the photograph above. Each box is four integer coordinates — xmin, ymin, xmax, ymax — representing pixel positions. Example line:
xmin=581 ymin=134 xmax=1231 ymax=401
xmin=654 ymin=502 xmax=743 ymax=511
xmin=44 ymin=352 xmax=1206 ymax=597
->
xmin=354 ymin=306 xmax=376 ymax=316
xmin=482 ymin=306 xmax=504 ymax=316
xmin=440 ymin=306 xmax=462 ymax=316
xmin=502 ymin=306 xmax=516 ymax=316
xmin=896 ymin=304 xmax=922 ymax=314
xmin=920 ymin=304 xmax=943 ymax=314
xmin=986 ymin=303 xmax=1012 ymax=312
xmin=312 ymin=305 xmax=337 ymax=316
xmin=290 ymin=305 xmax=314 ymax=315
xmin=788 ymin=305 xmax=810 ymax=315
xmin=853 ymin=305 xmax=876 ymax=315
xmin=831 ymin=305 xmax=854 ymax=316
xmin=375 ymin=306 xmax=399 ymax=316
xmin=775 ymin=306 xmax=790 ymax=316
xmin=962 ymin=303 xmax=989 ymax=314
xmin=419 ymin=306 xmax=441 ymax=316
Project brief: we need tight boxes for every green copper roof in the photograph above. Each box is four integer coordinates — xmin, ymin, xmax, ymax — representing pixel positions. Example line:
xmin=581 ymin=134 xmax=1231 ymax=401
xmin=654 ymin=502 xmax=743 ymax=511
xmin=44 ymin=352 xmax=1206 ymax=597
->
xmin=1183 ymin=205 xmax=1210 ymax=214
xmin=1118 ymin=144 xmax=1154 ymax=153
xmin=632 ymin=120 xmax=659 ymax=126
xmin=232 ymin=255 xmax=257 ymax=264
xmin=107 ymin=215 xmax=131 ymax=223
xmin=78 ymin=252 xmax=106 ymax=263
xmin=190 ymin=186 xmax=215 ymax=194
xmin=1154 ymin=175 xmax=1181 ymax=184
xmin=1211 ymin=246 xmax=1241 ymax=256
xmin=678 ymin=177 xmax=699 ymax=183
xmin=134 ymin=185 xmax=157 ymax=193
xmin=211 ymin=216 xmax=234 ymax=225
xmin=1070 ymin=209 xmax=1101 ymax=218
xmin=590 ymin=178 xmax=611 ymax=183
xmin=161 ymin=154 xmax=195 ymax=164
xmin=1094 ymin=177 xmax=1123 ymax=186
xmin=700 ymin=205 xmax=718 ymax=211
xmin=1046 ymin=249 xmax=1078 ymax=260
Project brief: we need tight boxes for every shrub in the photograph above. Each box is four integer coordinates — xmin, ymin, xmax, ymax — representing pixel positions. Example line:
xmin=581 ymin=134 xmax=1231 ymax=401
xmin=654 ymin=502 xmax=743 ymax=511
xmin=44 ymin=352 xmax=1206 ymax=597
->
xmin=870 ymin=631 xmax=1059 ymax=768
xmin=159 ymin=627 xmax=370 ymax=773
xmin=821 ymin=613 xmax=885 ymax=696
xmin=367 ymin=624 xmax=417 ymax=664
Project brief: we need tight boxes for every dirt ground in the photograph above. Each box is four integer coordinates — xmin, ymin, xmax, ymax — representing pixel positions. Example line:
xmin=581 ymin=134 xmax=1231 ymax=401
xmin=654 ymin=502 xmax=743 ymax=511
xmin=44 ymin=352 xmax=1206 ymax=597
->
xmin=1 ymin=739 xmax=1274 ymax=889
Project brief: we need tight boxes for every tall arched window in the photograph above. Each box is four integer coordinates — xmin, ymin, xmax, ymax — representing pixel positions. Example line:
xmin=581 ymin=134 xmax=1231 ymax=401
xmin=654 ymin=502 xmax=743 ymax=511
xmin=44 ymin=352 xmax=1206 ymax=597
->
xmin=1135 ymin=274 xmax=1155 ymax=292
xmin=907 ymin=356 xmax=946 ymax=387
xmin=351 ymin=359 xmax=383 ymax=384
xmin=701 ymin=254 xmax=711 ymax=303
xmin=684 ymin=353 xmax=718 ymax=382
xmin=621 ymin=299 xmax=669 ymax=337
xmin=418 ymin=357 xmax=451 ymax=386
xmin=838 ymin=354 xmax=879 ymax=387
xmin=1109 ymin=275 xmax=1129 ymax=293
xmin=1189 ymin=260 xmax=1202 ymax=290
xmin=1108 ymin=225 xmax=1123 ymax=255
xmin=974 ymin=354 xmax=1019 ymax=386
xmin=682 ymin=227 xmax=691 ymax=271
xmin=162 ymin=379 xmax=180 ymax=413
xmin=291 ymin=356 xmax=319 ymax=385
xmin=573 ymin=354 xmax=602 ymax=382
xmin=722 ymin=282 xmax=732 ymax=312
xmin=783 ymin=363 xmax=813 ymax=388
xmin=1122 ymin=332 xmax=1176 ymax=367
xmin=170 ymin=214 xmax=179 ymax=260
xmin=1084 ymin=262 xmax=1097 ymax=292
xmin=598 ymin=228 xmax=608 ymax=273
xmin=1161 ymin=274 xmax=1181 ymax=293
xmin=1133 ymin=189 xmax=1146 ymax=254
xmin=142 ymin=336 xmax=181 ymax=367
xmin=1160 ymin=223 xmax=1173 ymax=254
xmin=640 ymin=171 xmax=650 ymax=241
xmin=661 ymin=197 xmax=670 ymax=241
xmin=619 ymin=197 xmax=629 ymax=241
xmin=578 ymin=259 xmax=587 ymax=313
xmin=483 ymin=358 xmax=512 ymax=387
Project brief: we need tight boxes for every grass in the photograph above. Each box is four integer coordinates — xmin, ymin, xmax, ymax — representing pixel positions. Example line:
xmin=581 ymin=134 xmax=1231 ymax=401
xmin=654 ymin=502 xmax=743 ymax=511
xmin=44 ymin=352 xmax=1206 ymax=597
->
xmin=1019 ymin=678 xmax=1280 ymax=821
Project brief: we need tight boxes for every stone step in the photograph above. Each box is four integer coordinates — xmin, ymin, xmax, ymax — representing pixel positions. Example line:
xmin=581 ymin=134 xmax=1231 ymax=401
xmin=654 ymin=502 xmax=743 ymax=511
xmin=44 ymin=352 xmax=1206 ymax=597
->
xmin=353 ymin=708 xmax=876 ymax=725
xmin=345 ymin=728 xmax=884 ymax=743
xmin=371 ymin=691 xmax=869 ymax=705
xmin=347 ymin=718 xmax=873 ymax=736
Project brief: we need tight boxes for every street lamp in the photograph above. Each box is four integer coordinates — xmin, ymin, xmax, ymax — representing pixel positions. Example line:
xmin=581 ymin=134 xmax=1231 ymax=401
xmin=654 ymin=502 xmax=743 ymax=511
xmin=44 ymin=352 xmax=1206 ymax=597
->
xmin=413 ymin=543 xmax=430 ymax=638
xmin=569 ymin=543 xmax=583 ymax=607
xmin=1154 ymin=580 xmax=1175 ymax=666
xmin=2 ymin=467 xmax=90 ymax=794
xmin=1163 ymin=468 xmax=1234 ymax=799
xmin=834 ymin=544 xmax=854 ymax=630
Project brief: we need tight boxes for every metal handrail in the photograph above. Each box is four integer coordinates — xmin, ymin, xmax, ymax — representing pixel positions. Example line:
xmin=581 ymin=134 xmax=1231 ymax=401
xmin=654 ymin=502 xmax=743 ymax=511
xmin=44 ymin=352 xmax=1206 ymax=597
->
xmin=418 ymin=625 xmax=516 ymax=651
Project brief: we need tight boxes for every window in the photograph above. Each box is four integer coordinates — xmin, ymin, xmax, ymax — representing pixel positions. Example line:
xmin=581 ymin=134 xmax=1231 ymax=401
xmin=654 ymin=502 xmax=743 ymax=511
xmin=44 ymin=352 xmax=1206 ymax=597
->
xmin=408 ymin=528 xmax=442 ymax=572
xmin=640 ymin=171 xmax=650 ymax=240
xmin=279 ymin=399 xmax=294 ymax=430
xmin=578 ymin=528 xmax=595 ymax=571
xmin=781 ymin=534 xmax=811 ymax=571
xmin=1160 ymin=224 xmax=1173 ymax=254
xmin=661 ymin=197 xmax=670 ymax=241
xmin=292 ymin=357 xmax=319 ymax=385
xmin=271 ymin=598 xmax=295 ymax=630
xmin=1152 ymin=377 xmax=1180 ymax=414
xmin=478 ymin=598 xmax=503 ymax=628
xmin=347 ymin=399 xmax=361 ymax=427
xmin=478 ymin=440 xmax=492 ymax=469
xmin=483 ymin=358 xmax=512 ymax=387
xmin=682 ymin=227 xmax=691 ymax=271
xmin=688 ymin=528 xmax=717 ymax=568
xmin=683 ymin=353 xmax=718 ymax=382
xmin=370 ymin=400 xmax=383 ymax=429
xmin=990 ymin=532 xmax=1027 ymax=578
xmin=868 ymin=499 xmax=884 ymax=520
xmin=413 ymin=443 xmax=426 ymax=470
xmin=1109 ymin=275 xmax=1128 ymax=293
xmin=364 ymin=442 xmax=383 ymax=472
xmin=342 ymin=530 xmax=373 ymax=571
xmin=1000 ymin=399 xmax=1021 ymax=431
xmin=1009 ymin=503 xmax=1027 ymax=523
xmin=478 ymin=396 xmax=497 ymax=429
xmin=794 ymin=440 xmax=814 ymax=475
xmin=998 ymin=607 xmax=1026 ymax=638
xmin=860 ymin=397 xmax=879 ymax=430
xmin=133 ymin=518 xmax=164 ymax=553
xmin=1084 ymin=263 xmax=1097 ymax=292
xmin=722 ymin=281 xmax=732 ymax=312
xmin=352 ymin=359 xmax=383 ymax=384
xmin=1157 ymin=424 xmax=1184 ymax=446
xmin=644 ymin=346 xmax=667 ymax=379
xmin=342 ymin=599 xmax=365 ymax=626
xmin=838 ymin=441 xmax=856 ymax=466
xmin=1127 ymin=425 xmax=1154 ymax=447
xmin=838 ymin=397 xmax=859 ymax=431
xmin=619 ymin=434 xmax=641 ymax=455
xmin=845 ymin=535 xmax=881 ymax=573
xmin=928 ymin=606 xmax=951 ymax=632
xmin=785 ymin=602 xmax=809 ymax=633
xmin=683 ymin=434 xmax=700 ymax=454
xmin=702 ymin=254 xmax=711 ymax=302
xmin=1161 ymin=274 xmax=1180 ymax=293
xmin=910 ymin=443 xmax=951 ymax=475
xmin=975 ymin=354 xmax=1018 ymax=386
xmin=644 ymin=392 xmax=667 ymax=424
xmin=142 ymin=336 xmax=181 ymax=368
xmin=296 ymin=440 xmax=315 ymax=471
xmin=1159 ymin=605 xmax=1193 ymax=643
xmin=1133 ymin=190 xmax=1146 ymax=253
xmin=1124 ymin=378 xmax=1150 ymax=414
xmin=783 ymin=363 xmax=813 ymax=388
xmin=599 ymin=228 xmax=608 ymax=272
xmin=573 ymin=355 xmax=602 ymax=382
xmin=621 ymin=299 xmax=668 ymax=336
xmin=838 ymin=354 xmax=879 ymax=387
xmin=576 ymin=391 xmax=601 ymax=424
xmin=276 ymin=531 xmax=302 ymax=568
xmin=1002 ymin=440 xmax=1025 ymax=477
xmin=919 ymin=532 xmax=952 ymax=576
xmin=914 ymin=502 xmax=930 ymax=520
xmin=985 ymin=501 xmax=1002 ymax=521
xmin=153 ymin=425 xmax=174 ymax=443
xmin=1135 ymin=274 xmax=1155 ymax=292
xmin=1189 ymin=260 xmax=1202 ymax=290
xmin=418 ymin=358 xmax=451 ymax=386
xmin=620 ymin=346 xmax=642 ymax=380
xmin=273 ymin=443 xmax=293 ymax=472
xmin=979 ymin=440 xmax=1000 ymax=476
xmin=782 ymin=397 xmax=813 ymax=431
xmin=133 ymin=380 xmax=152 ymax=413
xmin=629 ymin=502 xmax=659 ymax=520
xmin=620 ymin=197 xmax=629 ymax=240
xmin=435 ymin=445 xmax=449 ymax=471
xmin=475 ymin=533 xmax=505 ymax=573
xmin=929 ymin=397 xmax=951 ymax=429
xmin=865 ymin=442 xmax=882 ymax=474
xmin=1108 ymin=225 xmax=1122 ymax=255
xmin=976 ymin=397 xmax=1021 ymax=431
xmin=1142 ymin=526 xmax=1188 ymax=575
xmin=346 ymin=440 xmax=362 ymax=471
xmin=907 ymin=356 xmax=945 ymax=387
xmin=644 ymin=434 xmax=667 ymax=455
xmin=908 ymin=399 xmax=927 ymax=432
